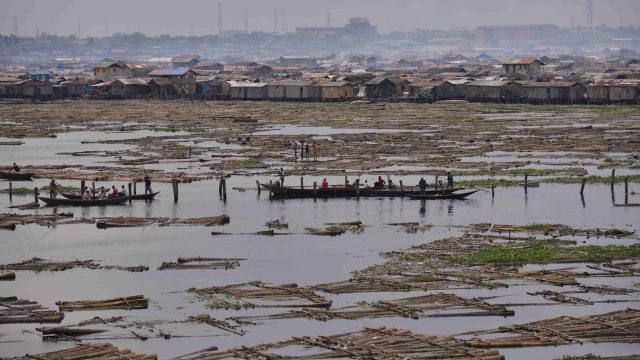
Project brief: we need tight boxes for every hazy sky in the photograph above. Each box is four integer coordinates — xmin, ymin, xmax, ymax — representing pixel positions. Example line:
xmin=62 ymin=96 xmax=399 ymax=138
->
xmin=1 ymin=0 xmax=639 ymax=37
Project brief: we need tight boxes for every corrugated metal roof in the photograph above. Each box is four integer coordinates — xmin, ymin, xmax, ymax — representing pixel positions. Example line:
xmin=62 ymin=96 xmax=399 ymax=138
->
xmin=94 ymin=61 xmax=126 ymax=69
xmin=316 ymin=81 xmax=352 ymax=87
xmin=526 ymin=82 xmax=579 ymax=88
xmin=467 ymin=80 xmax=513 ymax=87
xmin=366 ymin=76 xmax=391 ymax=85
xmin=148 ymin=67 xmax=193 ymax=76
xmin=226 ymin=81 xmax=266 ymax=88
xmin=114 ymin=79 xmax=149 ymax=85
xmin=268 ymin=80 xmax=314 ymax=86
xmin=503 ymin=58 xmax=543 ymax=65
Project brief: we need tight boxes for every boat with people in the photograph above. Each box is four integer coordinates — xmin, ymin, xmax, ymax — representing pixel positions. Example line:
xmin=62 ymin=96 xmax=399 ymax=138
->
xmin=60 ymin=192 xmax=159 ymax=201
xmin=0 ymin=171 xmax=35 ymax=181
xmin=259 ymin=183 xmax=467 ymax=199
xmin=38 ymin=196 xmax=130 ymax=207
xmin=408 ymin=189 xmax=480 ymax=200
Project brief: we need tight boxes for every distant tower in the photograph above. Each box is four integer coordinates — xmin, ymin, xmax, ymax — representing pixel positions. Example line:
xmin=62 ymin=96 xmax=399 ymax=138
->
xmin=327 ymin=12 xmax=330 ymax=28
xmin=274 ymin=8 xmax=278 ymax=33
xmin=78 ymin=22 xmax=81 ymax=38
xmin=36 ymin=26 xmax=39 ymax=39
xmin=281 ymin=9 xmax=284 ymax=33
xmin=14 ymin=15 xmax=18 ymax=36
xmin=218 ymin=2 xmax=222 ymax=41
xmin=244 ymin=10 xmax=248 ymax=34
xmin=587 ymin=0 xmax=593 ymax=30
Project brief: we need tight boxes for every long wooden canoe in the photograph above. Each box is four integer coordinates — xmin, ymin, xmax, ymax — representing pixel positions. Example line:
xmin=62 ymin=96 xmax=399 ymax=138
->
xmin=408 ymin=189 xmax=480 ymax=200
xmin=260 ymin=183 xmax=464 ymax=199
xmin=0 ymin=171 xmax=34 ymax=181
xmin=38 ymin=196 xmax=130 ymax=206
xmin=61 ymin=192 xmax=159 ymax=200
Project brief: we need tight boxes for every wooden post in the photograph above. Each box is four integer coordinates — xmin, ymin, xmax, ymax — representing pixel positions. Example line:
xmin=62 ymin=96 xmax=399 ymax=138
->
xmin=524 ymin=174 xmax=528 ymax=194
xmin=611 ymin=169 xmax=616 ymax=190
xmin=435 ymin=175 xmax=439 ymax=191
xmin=625 ymin=176 xmax=629 ymax=205
xmin=128 ymin=183 xmax=132 ymax=203
xmin=172 ymin=179 xmax=178 ymax=202
xmin=9 ymin=182 xmax=12 ymax=202
xmin=300 ymin=176 xmax=304 ymax=189
xmin=387 ymin=174 xmax=391 ymax=189
xmin=222 ymin=178 xmax=227 ymax=201
xmin=491 ymin=185 xmax=495 ymax=198
xmin=34 ymin=187 xmax=38 ymax=204
xmin=218 ymin=178 xmax=223 ymax=196
xmin=355 ymin=179 xmax=360 ymax=198
xmin=580 ymin=178 xmax=586 ymax=195
xmin=80 ymin=180 xmax=86 ymax=197
xmin=133 ymin=181 xmax=137 ymax=195
xmin=399 ymin=180 xmax=403 ymax=194
xmin=344 ymin=176 xmax=347 ymax=187
xmin=256 ymin=180 xmax=261 ymax=195
xmin=91 ymin=181 xmax=95 ymax=196
xmin=269 ymin=180 xmax=273 ymax=199
xmin=294 ymin=142 xmax=297 ymax=161
xmin=313 ymin=181 xmax=317 ymax=199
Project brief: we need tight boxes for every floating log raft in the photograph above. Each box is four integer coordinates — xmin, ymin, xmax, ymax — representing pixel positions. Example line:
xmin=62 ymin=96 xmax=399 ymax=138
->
xmin=56 ymin=295 xmax=149 ymax=312
xmin=0 ymin=272 xmax=16 ymax=280
xmin=159 ymin=257 xmax=244 ymax=270
xmin=4 ymin=342 xmax=156 ymax=360
xmin=312 ymin=275 xmax=480 ymax=294
xmin=0 ymin=296 xmax=64 ymax=324
xmin=179 ymin=326 xmax=503 ymax=359
xmin=0 ymin=213 xmax=74 ymax=227
xmin=0 ymin=258 xmax=100 ymax=272
xmin=235 ymin=292 xmax=513 ymax=323
xmin=187 ymin=314 xmax=245 ymax=336
xmin=462 ymin=308 xmax=640 ymax=348
xmin=95 ymin=215 xmax=230 ymax=228
xmin=188 ymin=281 xmax=331 ymax=310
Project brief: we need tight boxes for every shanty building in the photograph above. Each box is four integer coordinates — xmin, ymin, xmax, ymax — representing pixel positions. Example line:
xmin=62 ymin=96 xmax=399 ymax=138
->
xmin=502 ymin=58 xmax=544 ymax=80
xmin=13 ymin=79 xmax=54 ymax=98
xmin=93 ymin=60 xmax=131 ymax=80
xmin=464 ymin=80 xmax=524 ymax=102
xmin=111 ymin=79 xmax=150 ymax=99
xmin=408 ymin=80 xmax=445 ymax=102
xmin=57 ymin=78 xmax=86 ymax=98
xmin=365 ymin=77 xmax=396 ymax=99
xmin=148 ymin=67 xmax=197 ymax=96
xmin=196 ymin=78 xmax=224 ymax=99
xmin=438 ymin=79 xmax=470 ymax=100
xmin=525 ymin=82 xmax=586 ymax=104
xmin=171 ymin=55 xmax=200 ymax=69
xmin=26 ymin=69 xmax=51 ymax=82
xmin=316 ymin=81 xmax=356 ymax=101
xmin=225 ymin=81 xmax=267 ymax=100
xmin=266 ymin=80 xmax=316 ymax=100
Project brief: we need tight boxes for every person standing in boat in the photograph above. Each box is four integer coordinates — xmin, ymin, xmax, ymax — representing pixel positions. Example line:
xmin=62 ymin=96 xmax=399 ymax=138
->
xmin=11 ymin=162 xmax=20 ymax=172
xmin=418 ymin=177 xmax=427 ymax=193
xmin=277 ymin=168 xmax=285 ymax=186
xmin=446 ymin=171 xmax=454 ymax=190
xmin=49 ymin=178 xmax=59 ymax=199
xmin=144 ymin=175 xmax=152 ymax=195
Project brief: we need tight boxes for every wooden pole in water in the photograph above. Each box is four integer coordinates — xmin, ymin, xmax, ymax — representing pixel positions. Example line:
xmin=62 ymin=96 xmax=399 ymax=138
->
xmin=294 ymin=142 xmax=297 ymax=161
xmin=611 ymin=169 xmax=616 ymax=190
xmin=80 ymin=180 xmax=86 ymax=196
xmin=387 ymin=174 xmax=391 ymax=189
xmin=222 ymin=178 xmax=227 ymax=201
xmin=524 ymin=174 xmax=528 ymax=194
xmin=580 ymin=178 xmax=586 ymax=195
xmin=435 ymin=175 xmax=439 ymax=191
xmin=218 ymin=178 xmax=223 ymax=197
xmin=269 ymin=180 xmax=273 ymax=199
xmin=91 ymin=181 xmax=95 ymax=196
xmin=172 ymin=179 xmax=178 ymax=202
xmin=491 ymin=185 xmax=495 ymax=198
xmin=313 ymin=181 xmax=317 ymax=199
xmin=128 ymin=183 xmax=132 ymax=203
xmin=9 ymin=182 xmax=12 ymax=202
xmin=34 ymin=187 xmax=38 ymax=204
xmin=300 ymin=177 xmax=303 ymax=189
xmin=356 ymin=179 xmax=360 ymax=198
xmin=256 ymin=180 xmax=261 ymax=195
xmin=625 ymin=176 xmax=629 ymax=205
xmin=399 ymin=180 xmax=403 ymax=194
xmin=133 ymin=181 xmax=137 ymax=195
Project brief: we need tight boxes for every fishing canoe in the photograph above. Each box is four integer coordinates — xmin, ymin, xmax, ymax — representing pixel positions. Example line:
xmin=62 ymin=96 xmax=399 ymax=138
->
xmin=260 ymin=183 xmax=464 ymax=199
xmin=408 ymin=189 xmax=480 ymax=200
xmin=38 ymin=196 xmax=130 ymax=207
xmin=61 ymin=192 xmax=159 ymax=200
xmin=0 ymin=171 xmax=34 ymax=181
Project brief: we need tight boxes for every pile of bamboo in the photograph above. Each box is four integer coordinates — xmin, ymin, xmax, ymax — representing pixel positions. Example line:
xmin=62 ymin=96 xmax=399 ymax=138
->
xmin=0 ymin=258 xmax=100 ymax=272
xmin=56 ymin=295 xmax=149 ymax=311
xmin=187 ymin=314 xmax=244 ymax=336
xmin=312 ymin=275 xmax=475 ymax=294
xmin=170 ymin=215 xmax=230 ymax=226
xmin=462 ymin=309 xmax=640 ymax=348
xmin=189 ymin=281 xmax=331 ymax=309
xmin=180 ymin=326 xmax=503 ymax=359
xmin=5 ymin=343 xmax=156 ymax=360
xmin=0 ymin=296 xmax=64 ymax=324
xmin=159 ymin=257 xmax=243 ymax=270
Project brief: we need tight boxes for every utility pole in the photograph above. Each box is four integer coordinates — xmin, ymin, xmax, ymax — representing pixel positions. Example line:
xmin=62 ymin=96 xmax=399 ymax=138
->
xmin=587 ymin=0 xmax=593 ymax=30
xmin=218 ymin=2 xmax=222 ymax=42
xmin=14 ymin=16 xmax=18 ymax=36
xmin=244 ymin=10 xmax=248 ymax=34
xmin=327 ymin=12 xmax=330 ymax=28
xmin=281 ymin=9 xmax=284 ymax=33
xmin=274 ymin=8 xmax=277 ymax=33
xmin=78 ymin=22 xmax=81 ymax=38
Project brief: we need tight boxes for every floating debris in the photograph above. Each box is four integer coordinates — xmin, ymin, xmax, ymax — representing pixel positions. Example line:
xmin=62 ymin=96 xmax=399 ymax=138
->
xmin=189 ymin=281 xmax=331 ymax=310
xmin=96 ymin=215 xmax=230 ymax=228
xmin=179 ymin=326 xmax=503 ymax=359
xmin=0 ymin=296 xmax=64 ymax=324
xmin=265 ymin=219 xmax=288 ymax=229
xmin=0 ymin=257 xmax=148 ymax=273
xmin=159 ymin=257 xmax=243 ymax=270
xmin=461 ymin=309 xmax=640 ymax=348
xmin=186 ymin=314 xmax=245 ymax=336
xmin=56 ymin=295 xmax=149 ymax=312
xmin=0 ymin=272 xmax=15 ymax=280
xmin=4 ymin=342 xmax=156 ymax=360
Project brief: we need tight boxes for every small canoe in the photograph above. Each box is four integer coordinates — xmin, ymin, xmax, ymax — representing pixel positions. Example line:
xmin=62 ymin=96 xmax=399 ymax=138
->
xmin=38 ymin=196 xmax=130 ymax=207
xmin=0 ymin=171 xmax=34 ymax=181
xmin=408 ymin=189 xmax=480 ymax=200
xmin=61 ymin=192 xmax=159 ymax=200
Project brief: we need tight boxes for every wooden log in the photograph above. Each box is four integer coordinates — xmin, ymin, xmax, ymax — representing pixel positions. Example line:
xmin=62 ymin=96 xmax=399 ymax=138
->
xmin=300 ymin=176 xmax=304 ymax=189
xmin=625 ymin=176 xmax=629 ymax=205
xmin=128 ymin=183 xmax=132 ymax=203
xmin=313 ymin=182 xmax=317 ymax=200
xmin=34 ymin=187 xmax=38 ymax=204
xmin=222 ymin=178 xmax=227 ymax=201
xmin=611 ymin=169 xmax=616 ymax=189
xmin=0 ymin=272 xmax=15 ymax=280
xmin=580 ymin=178 xmax=586 ymax=195
xmin=37 ymin=326 xmax=107 ymax=336
xmin=256 ymin=180 xmax=261 ymax=195
xmin=172 ymin=179 xmax=178 ymax=202
xmin=8 ymin=182 xmax=12 ymax=202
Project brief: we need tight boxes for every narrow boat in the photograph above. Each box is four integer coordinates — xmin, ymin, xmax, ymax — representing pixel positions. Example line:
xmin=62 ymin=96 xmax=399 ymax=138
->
xmin=0 ymin=171 xmax=35 ymax=181
xmin=260 ymin=182 xmax=464 ymax=199
xmin=408 ymin=189 xmax=480 ymax=200
xmin=38 ymin=196 xmax=130 ymax=206
xmin=61 ymin=192 xmax=159 ymax=200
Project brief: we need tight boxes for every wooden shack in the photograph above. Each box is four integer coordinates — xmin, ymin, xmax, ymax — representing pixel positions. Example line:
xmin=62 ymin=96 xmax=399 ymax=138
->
xmin=526 ymin=82 xmax=586 ymax=104
xmin=316 ymin=81 xmax=356 ymax=101
xmin=225 ymin=81 xmax=267 ymax=100
xmin=464 ymin=80 xmax=524 ymax=102
xmin=266 ymin=80 xmax=316 ymax=100
xmin=365 ymin=77 xmax=396 ymax=99
xmin=13 ymin=79 xmax=54 ymax=98
xmin=408 ymin=80 xmax=445 ymax=102
xmin=111 ymin=79 xmax=150 ymax=98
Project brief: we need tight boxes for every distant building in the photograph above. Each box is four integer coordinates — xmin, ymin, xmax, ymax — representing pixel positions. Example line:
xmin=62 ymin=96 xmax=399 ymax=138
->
xmin=477 ymin=25 xmax=560 ymax=44
xmin=279 ymin=56 xmax=318 ymax=67
xmin=171 ymin=55 xmax=200 ymax=69
xmin=26 ymin=69 xmax=51 ymax=82
xmin=148 ymin=67 xmax=197 ymax=96
xmin=502 ymin=59 xmax=544 ymax=80
xmin=93 ymin=60 xmax=131 ymax=80
xmin=13 ymin=79 xmax=53 ymax=98
xmin=295 ymin=17 xmax=377 ymax=43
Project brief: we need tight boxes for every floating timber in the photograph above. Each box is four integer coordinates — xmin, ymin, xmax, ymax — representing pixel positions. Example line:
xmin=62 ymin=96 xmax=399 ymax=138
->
xmin=4 ymin=343 xmax=156 ymax=360
xmin=179 ymin=326 xmax=503 ymax=359
xmin=0 ymin=272 xmax=15 ymax=280
xmin=261 ymin=182 xmax=466 ymax=199
xmin=56 ymin=295 xmax=149 ymax=311
xmin=189 ymin=281 xmax=331 ymax=310
xmin=0 ymin=258 xmax=100 ymax=272
xmin=159 ymin=257 xmax=244 ymax=270
xmin=0 ymin=296 xmax=64 ymax=324
xmin=462 ymin=308 xmax=640 ymax=348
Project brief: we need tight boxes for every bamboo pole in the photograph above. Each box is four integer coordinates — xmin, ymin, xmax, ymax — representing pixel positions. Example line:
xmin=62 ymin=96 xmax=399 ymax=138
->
xmin=611 ymin=169 xmax=616 ymax=190
xmin=313 ymin=182 xmax=317 ymax=200
xmin=300 ymin=176 xmax=303 ymax=189
xmin=625 ymin=176 xmax=628 ymax=205
xmin=580 ymin=178 xmax=586 ymax=195
xmin=9 ymin=182 xmax=12 ymax=202
xmin=34 ymin=187 xmax=38 ymax=204
xmin=222 ymin=178 xmax=227 ymax=201
xmin=256 ymin=180 xmax=261 ymax=195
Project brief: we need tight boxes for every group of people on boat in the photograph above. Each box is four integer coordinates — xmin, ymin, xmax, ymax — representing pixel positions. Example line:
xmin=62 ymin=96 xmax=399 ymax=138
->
xmin=46 ymin=175 xmax=153 ymax=201
xmin=315 ymin=172 xmax=454 ymax=190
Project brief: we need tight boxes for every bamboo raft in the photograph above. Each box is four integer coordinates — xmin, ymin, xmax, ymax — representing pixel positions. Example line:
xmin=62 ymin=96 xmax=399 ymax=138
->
xmin=159 ymin=257 xmax=244 ymax=270
xmin=0 ymin=296 xmax=64 ymax=324
xmin=461 ymin=308 xmax=640 ymax=348
xmin=188 ymin=281 xmax=331 ymax=310
xmin=56 ymin=295 xmax=149 ymax=311
xmin=180 ymin=326 xmax=503 ymax=359
xmin=235 ymin=292 xmax=514 ymax=323
xmin=4 ymin=343 xmax=156 ymax=360
xmin=0 ymin=258 xmax=100 ymax=272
